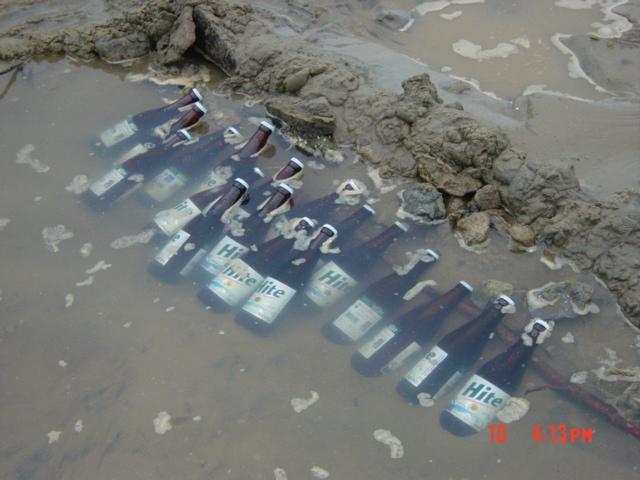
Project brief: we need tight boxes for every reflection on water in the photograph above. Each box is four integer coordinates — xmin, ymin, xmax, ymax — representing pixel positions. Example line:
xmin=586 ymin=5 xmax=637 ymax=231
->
xmin=0 ymin=58 xmax=639 ymax=480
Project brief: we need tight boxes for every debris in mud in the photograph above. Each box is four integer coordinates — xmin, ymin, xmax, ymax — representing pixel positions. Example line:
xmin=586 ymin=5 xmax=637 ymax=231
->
xmin=16 ymin=144 xmax=49 ymax=173
xmin=42 ymin=225 xmax=74 ymax=253
xmin=527 ymin=281 xmax=599 ymax=320
xmin=291 ymin=391 xmax=319 ymax=413
xmin=496 ymin=397 xmax=530 ymax=423
xmin=273 ymin=468 xmax=288 ymax=480
xmin=47 ymin=430 xmax=61 ymax=444
xmin=80 ymin=243 xmax=93 ymax=258
xmin=110 ymin=229 xmax=155 ymax=249
xmin=561 ymin=332 xmax=575 ymax=344
xmin=65 ymin=175 xmax=89 ymax=194
xmin=86 ymin=260 xmax=112 ymax=274
xmin=75 ymin=276 xmax=95 ymax=287
xmin=373 ymin=429 xmax=404 ymax=459
xmin=74 ymin=420 xmax=83 ymax=433
xmin=311 ymin=466 xmax=330 ymax=479
xmin=153 ymin=411 xmax=172 ymax=435
xmin=0 ymin=218 xmax=10 ymax=231
xmin=64 ymin=294 xmax=74 ymax=308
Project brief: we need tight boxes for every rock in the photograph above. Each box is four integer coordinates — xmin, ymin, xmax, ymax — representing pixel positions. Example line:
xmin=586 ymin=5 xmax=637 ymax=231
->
xmin=471 ymin=280 xmax=514 ymax=309
xmin=527 ymin=281 xmax=599 ymax=320
xmin=266 ymin=96 xmax=335 ymax=137
xmin=446 ymin=196 xmax=467 ymax=217
xmin=374 ymin=9 xmax=414 ymax=31
xmin=0 ymin=37 xmax=31 ymax=60
xmin=456 ymin=212 xmax=490 ymax=245
xmin=445 ymin=101 xmax=464 ymax=111
xmin=284 ymin=68 xmax=310 ymax=93
xmin=612 ymin=382 xmax=640 ymax=423
xmin=444 ymin=80 xmax=473 ymax=94
xmin=509 ymin=223 xmax=536 ymax=247
xmin=157 ymin=7 xmax=196 ymax=64
xmin=398 ymin=185 xmax=446 ymax=224
xmin=95 ymin=32 xmax=150 ymax=63
xmin=401 ymin=74 xmax=442 ymax=107
xmin=376 ymin=117 xmax=410 ymax=145
xmin=474 ymin=184 xmax=501 ymax=210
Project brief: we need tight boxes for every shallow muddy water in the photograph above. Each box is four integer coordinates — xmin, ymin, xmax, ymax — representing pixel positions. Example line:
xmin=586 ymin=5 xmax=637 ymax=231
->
xmin=1 ymin=58 xmax=639 ymax=480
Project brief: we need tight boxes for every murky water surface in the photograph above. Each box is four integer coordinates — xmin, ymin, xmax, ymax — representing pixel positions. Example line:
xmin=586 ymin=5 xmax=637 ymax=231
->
xmin=1 ymin=59 xmax=639 ymax=480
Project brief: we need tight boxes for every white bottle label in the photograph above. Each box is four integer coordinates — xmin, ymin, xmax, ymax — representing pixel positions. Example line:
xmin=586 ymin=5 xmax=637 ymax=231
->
xmin=200 ymin=235 xmax=249 ymax=275
xmin=241 ymin=276 xmax=296 ymax=325
xmin=89 ymin=167 xmax=127 ymax=197
xmin=305 ymin=261 xmax=357 ymax=308
xmin=153 ymin=198 xmax=202 ymax=237
xmin=100 ymin=119 xmax=138 ymax=147
xmin=198 ymin=166 xmax=233 ymax=192
xmin=154 ymin=230 xmax=190 ymax=266
xmin=206 ymin=258 xmax=265 ymax=307
xmin=403 ymin=345 xmax=448 ymax=388
xmin=332 ymin=296 xmax=385 ymax=342
xmin=383 ymin=341 xmax=423 ymax=373
xmin=145 ymin=167 xmax=188 ymax=202
xmin=446 ymin=374 xmax=510 ymax=431
xmin=358 ymin=324 xmax=399 ymax=359
xmin=115 ymin=142 xmax=152 ymax=165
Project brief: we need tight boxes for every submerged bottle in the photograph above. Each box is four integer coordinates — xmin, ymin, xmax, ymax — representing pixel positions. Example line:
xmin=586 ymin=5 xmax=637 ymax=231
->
xmin=235 ymin=224 xmax=337 ymax=335
xmin=322 ymin=249 xmax=440 ymax=345
xmin=98 ymin=88 xmax=202 ymax=149
xmin=351 ymin=281 xmax=473 ymax=377
xmin=303 ymin=221 xmax=409 ymax=312
xmin=289 ymin=179 xmax=361 ymax=220
xmin=197 ymin=217 xmax=317 ymax=313
xmin=85 ymin=129 xmax=192 ymax=207
xmin=148 ymin=177 xmax=250 ymax=281
xmin=191 ymin=183 xmax=294 ymax=279
xmin=441 ymin=318 xmax=551 ymax=436
xmin=396 ymin=294 xmax=516 ymax=404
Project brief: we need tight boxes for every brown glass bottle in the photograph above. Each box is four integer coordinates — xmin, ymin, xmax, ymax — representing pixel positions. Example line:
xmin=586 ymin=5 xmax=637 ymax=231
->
xmin=237 ymin=121 xmax=275 ymax=160
xmin=441 ymin=319 xmax=550 ymax=436
xmin=351 ymin=281 xmax=473 ymax=377
xmin=289 ymin=180 xmax=361 ymax=220
xmin=396 ymin=295 xmax=515 ymax=404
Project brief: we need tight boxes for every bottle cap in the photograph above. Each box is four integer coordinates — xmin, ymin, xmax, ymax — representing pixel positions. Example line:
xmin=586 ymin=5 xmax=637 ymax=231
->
xmin=300 ymin=217 xmax=316 ymax=227
xmin=459 ymin=280 xmax=474 ymax=292
xmin=278 ymin=183 xmax=294 ymax=195
xmin=531 ymin=318 xmax=550 ymax=330
xmin=363 ymin=204 xmax=376 ymax=215
xmin=177 ymin=129 xmax=192 ymax=140
xmin=394 ymin=221 xmax=409 ymax=232
xmin=234 ymin=178 xmax=250 ymax=190
xmin=425 ymin=249 xmax=440 ymax=260
xmin=260 ymin=121 xmax=275 ymax=132
xmin=321 ymin=224 xmax=338 ymax=236
xmin=193 ymin=102 xmax=207 ymax=114
xmin=191 ymin=88 xmax=203 ymax=102
xmin=289 ymin=157 xmax=304 ymax=169
xmin=226 ymin=126 xmax=240 ymax=136
xmin=497 ymin=294 xmax=515 ymax=307
xmin=253 ymin=167 xmax=265 ymax=178
xmin=345 ymin=180 xmax=360 ymax=192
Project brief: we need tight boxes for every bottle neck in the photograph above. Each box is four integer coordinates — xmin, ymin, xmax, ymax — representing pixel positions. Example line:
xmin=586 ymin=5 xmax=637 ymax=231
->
xmin=169 ymin=109 xmax=202 ymax=135
xmin=441 ymin=301 xmax=505 ymax=350
xmin=207 ymin=184 xmax=246 ymax=218
xmin=354 ymin=223 xmax=404 ymax=256
xmin=336 ymin=206 xmax=374 ymax=239
xmin=402 ymin=282 xmax=471 ymax=328
xmin=237 ymin=127 xmax=271 ymax=159
xmin=164 ymin=90 xmax=199 ymax=110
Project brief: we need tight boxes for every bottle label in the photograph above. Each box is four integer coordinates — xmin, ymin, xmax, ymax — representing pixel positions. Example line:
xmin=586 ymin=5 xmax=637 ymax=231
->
xmin=206 ymin=259 xmax=265 ymax=307
xmin=115 ymin=142 xmax=152 ymax=165
xmin=89 ymin=167 xmax=127 ymax=197
xmin=144 ymin=168 xmax=188 ymax=203
xmin=198 ymin=166 xmax=233 ymax=192
xmin=357 ymin=324 xmax=399 ymax=359
xmin=403 ymin=345 xmax=448 ymax=388
xmin=383 ymin=341 xmax=422 ymax=373
xmin=154 ymin=230 xmax=190 ymax=266
xmin=446 ymin=374 xmax=510 ymax=431
xmin=200 ymin=236 xmax=249 ymax=276
xmin=331 ymin=296 xmax=385 ymax=342
xmin=179 ymin=248 xmax=208 ymax=277
xmin=433 ymin=371 xmax=464 ymax=400
xmin=305 ymin=261 xmax=357 ymax=308
xmin=241 ymin=276 xmax=296 ymax=325
xmin=100 ymin=119 xmax=138 ymax=147
xmin=153 ymin=198 xmax=202 ymax=237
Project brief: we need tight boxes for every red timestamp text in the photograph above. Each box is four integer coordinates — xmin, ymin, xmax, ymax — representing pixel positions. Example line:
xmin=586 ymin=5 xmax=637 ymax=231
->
xmin=488 ymin=423 xmax=594 ymax=444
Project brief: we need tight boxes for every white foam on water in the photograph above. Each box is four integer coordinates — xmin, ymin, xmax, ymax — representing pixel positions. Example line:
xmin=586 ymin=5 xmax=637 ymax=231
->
xmin=291 ymin=391 xmax=319 ymax=413
xmin=274 ymin=468 xmax=288 ymax=480
xmin=166 ymin=306 xmax=175 ymax=313
xmin=42 ymin=225 xmax=74 ymax=253
xmin=570 ymin=370 xmax=588 ymax=384
xmin=452 ymin=38 xmax=521 ymax=61
xmin=0 ymin=218 xmax=11 ymax=231
xmin=403 ymin=279 xmax=437 ymax=301
xmin=16 ymin=144 xmax=49 ymax=173
xmin=75 ymin=276 xmax=94 ymax=287
xmin=80 ymin=242 xmax=93 ymax=258
xmin=562 ymin=332 xmax=575 ymax=343
xmin=47 ymin=431 xmax=61 ymax=444
xmin=123 ymin=322 xmax=132 ymax=328
xmin=496 ymin=397 xmax=530 ymax=423
xmin=193 ymin=416 xmax=202 ymax=422
xmin=417 ymin=393 xmax=435 ymax=407
xmin=373 ymin=429 xmax=404 ymax=459
xmin=85 ymin=260 xmax=112 ymax=274
xmin=58 ymin=360 xmax=67 ymax=367
xmin=153 ymin=411 xmax=172 ymax=435
xmin=64 ymin=294 xmax=74 ymax=308
xmin=311 ymin=466 xmax=330 ymax=479
xmin=74 ymin=420 xmax=83 ymax=433
xmin=415 ymin=1 xmax=451 ymax=16
xmin=110 ymin=229 xmax=155 ymax=249
xmin=65 ymin=175 xmax=89 ymax=194
xmin=440 ymin=10 xmax=462 ymax=20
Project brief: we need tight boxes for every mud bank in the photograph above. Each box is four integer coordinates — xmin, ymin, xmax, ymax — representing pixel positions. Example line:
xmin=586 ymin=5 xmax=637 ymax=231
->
xmin=0 ymin=0 xmax=638 ymax=327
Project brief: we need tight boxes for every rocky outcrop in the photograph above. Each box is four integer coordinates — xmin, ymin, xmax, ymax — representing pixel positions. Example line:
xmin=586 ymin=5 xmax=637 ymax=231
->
xmin=157 ymin=6 xmax=196 ymax=64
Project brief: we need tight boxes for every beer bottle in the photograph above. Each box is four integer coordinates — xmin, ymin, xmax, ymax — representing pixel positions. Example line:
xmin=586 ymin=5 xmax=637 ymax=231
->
xmin=236 ymin=121 xmax=275 ymax=160
xmin=303 ymin=221 xmax=409 ymax=312
xmin=396 ymin=295 xmax=515 ymax=404
xmin=288 ymin=179 xmax=361 ymax=220
xmin=322 ymin=249 xmax=440 ymax=345
xmin=85 ymin=129 xmax=192 ymax=208
xmin=98 ymin=88 xmax=202 ymax=148
xmin=272 ymin=157 xmax=304 ymax=183
xmin=165 ymin=102 xmax=207 ymax=138
xmin=197 ymin=217 xmax=316 ymax=313
xmin=235 ymin=225 xmax=337 ymax=335
xmin=148 ymin=177 xmax=250 ymax=281
xmin=441 ymin=319 xmax=551 ymax=436
xmin=191 ymin=183 xmax=294 ymax=279
xmin=351 ymin=281 xmax=473 ymax=377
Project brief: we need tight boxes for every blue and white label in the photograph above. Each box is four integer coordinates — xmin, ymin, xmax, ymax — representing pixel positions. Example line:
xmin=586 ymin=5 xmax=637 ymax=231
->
xmin=206 ymin=259 xmax=265 ymax=307
xmin=446 ymin=374 xmax=510 ymax=431
xmin=145 ymin=167 xmax=188 ymax=202
xmin=331 ymin=296 xmax=385 ymax=342
xmin=200 ymin=235 xmax=249 ymax=276
xmin=241 ymin=276 xmax=296 ymax=325
xmin=403 ymin=345 xmax=448 ymax=388
xmin=305 ymin=261 xmax=357 ymax=308
xmin=153 ymin=198 xmax=202 ymax=237
xmin=89 ymin=167 xmax=127 ymax=197
xmin=100 ymin=119 xmax=138 ymax=147
xmin=154 ymin=230 xmax=190 ymax=266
